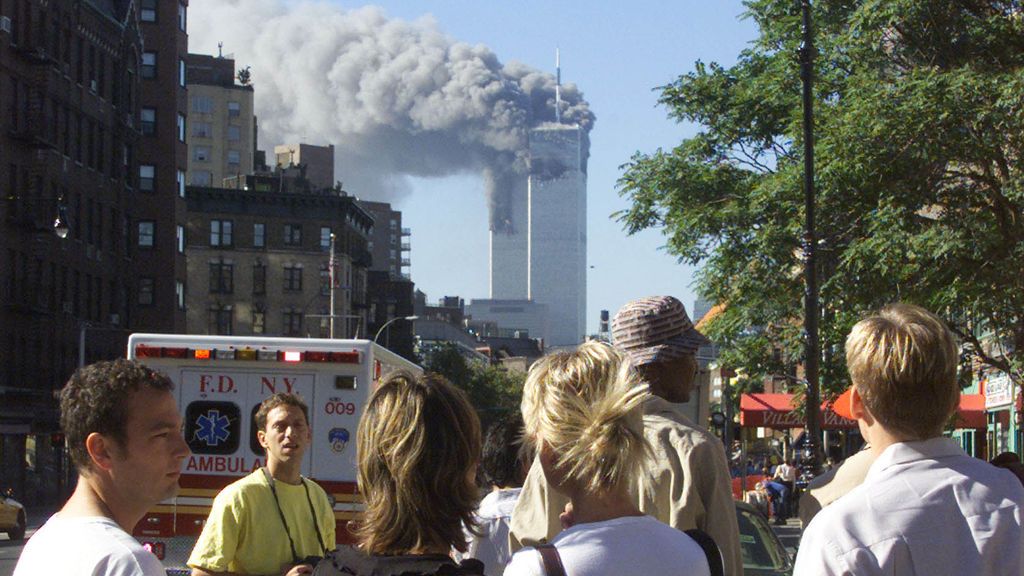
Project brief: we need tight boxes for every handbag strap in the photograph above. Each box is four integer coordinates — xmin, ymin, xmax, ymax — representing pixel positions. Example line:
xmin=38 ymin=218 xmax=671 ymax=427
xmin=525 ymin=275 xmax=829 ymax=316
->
xmin=536 ymin=544 xmax=567 ymax=576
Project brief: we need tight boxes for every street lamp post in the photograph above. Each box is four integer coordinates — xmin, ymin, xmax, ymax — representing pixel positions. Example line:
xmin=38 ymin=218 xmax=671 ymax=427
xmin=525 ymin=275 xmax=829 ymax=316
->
xmin=373 ymin=315 xmax=418 ymax=348
xmin=799 ymin=0 xmax=823 ymax=469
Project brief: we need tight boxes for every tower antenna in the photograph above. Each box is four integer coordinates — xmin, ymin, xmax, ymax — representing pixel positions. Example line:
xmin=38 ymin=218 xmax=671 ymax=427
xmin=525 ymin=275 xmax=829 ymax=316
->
xmin=555 ymin=48 xmax=562 ymax=124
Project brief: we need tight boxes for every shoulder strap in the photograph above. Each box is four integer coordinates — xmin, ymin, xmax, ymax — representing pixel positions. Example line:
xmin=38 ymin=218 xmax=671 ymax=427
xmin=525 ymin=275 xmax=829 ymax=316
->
xmin=683 ymin=529 xmax=724 ymax=576
xmin=536 ymin=544 xmax=567 ymax=576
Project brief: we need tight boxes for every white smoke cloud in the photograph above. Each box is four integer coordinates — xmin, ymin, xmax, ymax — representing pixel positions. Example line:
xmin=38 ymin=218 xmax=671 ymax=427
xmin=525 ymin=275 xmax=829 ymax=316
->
xmin=188 ymin=0 xmax=594 ymax=229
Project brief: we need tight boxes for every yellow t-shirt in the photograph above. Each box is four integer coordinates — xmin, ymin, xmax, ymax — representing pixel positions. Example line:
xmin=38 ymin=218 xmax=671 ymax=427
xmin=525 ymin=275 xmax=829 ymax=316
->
xmin=188 ymin=470 xmax=336 ymax=575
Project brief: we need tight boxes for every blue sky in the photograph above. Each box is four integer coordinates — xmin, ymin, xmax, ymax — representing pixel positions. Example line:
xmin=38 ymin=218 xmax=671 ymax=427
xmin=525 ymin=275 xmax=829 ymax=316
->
xmin=191 ymin=0 xmax=759 ymax=332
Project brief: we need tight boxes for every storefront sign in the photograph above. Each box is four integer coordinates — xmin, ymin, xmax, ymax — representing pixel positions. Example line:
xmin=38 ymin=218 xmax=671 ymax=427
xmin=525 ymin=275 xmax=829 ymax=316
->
xmin=985 ymin=372 xmax=1013 ymax=409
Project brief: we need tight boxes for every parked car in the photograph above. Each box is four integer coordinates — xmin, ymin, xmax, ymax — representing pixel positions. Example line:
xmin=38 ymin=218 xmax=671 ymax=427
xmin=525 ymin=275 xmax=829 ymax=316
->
xmin=735 ymin=500 xmax=793 ymax=576
xmin=0 ymin=489 xmax=26 ymax=541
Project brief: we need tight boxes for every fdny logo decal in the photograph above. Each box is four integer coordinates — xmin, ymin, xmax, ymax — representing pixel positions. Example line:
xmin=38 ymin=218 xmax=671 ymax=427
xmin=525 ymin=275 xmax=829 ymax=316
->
xmin=329 ymin=428 xmax=350 ymax=454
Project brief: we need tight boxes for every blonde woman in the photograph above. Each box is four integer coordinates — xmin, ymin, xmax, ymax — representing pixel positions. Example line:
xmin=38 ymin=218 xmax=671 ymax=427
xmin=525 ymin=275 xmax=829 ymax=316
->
xmin=504 ymin=342 xmax=711 ymax=576
xmin=315 ymin=371 xmax=485 ymax=576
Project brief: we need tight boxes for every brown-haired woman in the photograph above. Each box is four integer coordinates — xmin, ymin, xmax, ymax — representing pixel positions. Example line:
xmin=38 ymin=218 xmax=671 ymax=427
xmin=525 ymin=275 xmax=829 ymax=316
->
xmin=314 ymin=371 xmax=486 ymax=575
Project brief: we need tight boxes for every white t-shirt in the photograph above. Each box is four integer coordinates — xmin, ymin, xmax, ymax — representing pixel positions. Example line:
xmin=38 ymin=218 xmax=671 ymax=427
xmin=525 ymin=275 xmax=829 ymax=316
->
xmin=461 ymin=488 xmax=521 ymax=576
xmin=14 ymin=514 xmax=165 ymax=576
xmin=503 ymin=515 xmax=711 ymax=576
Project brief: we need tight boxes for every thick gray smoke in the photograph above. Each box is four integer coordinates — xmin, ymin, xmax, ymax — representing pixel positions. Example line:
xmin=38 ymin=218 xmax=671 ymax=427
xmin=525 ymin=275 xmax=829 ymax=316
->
xmin=188 ymin=1 xmax=594 ymax=231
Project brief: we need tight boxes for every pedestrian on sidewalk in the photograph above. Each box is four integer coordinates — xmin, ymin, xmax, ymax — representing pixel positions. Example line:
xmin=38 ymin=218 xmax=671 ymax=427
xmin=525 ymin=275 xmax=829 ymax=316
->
xmin=794 ymin=304 xmax=1024 ymax=576
xmin=504 ymin=341 xmax=711 ymax=576
xmin=509 ymin=296 xmax=742 ymax=576
xmin=14 ymin=359 xmax=190 ymax=576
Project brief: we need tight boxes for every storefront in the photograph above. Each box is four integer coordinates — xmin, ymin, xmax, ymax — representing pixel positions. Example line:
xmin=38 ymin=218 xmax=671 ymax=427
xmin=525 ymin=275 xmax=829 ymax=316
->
xmin=983 ymin=371 xmax=1020 ymax=459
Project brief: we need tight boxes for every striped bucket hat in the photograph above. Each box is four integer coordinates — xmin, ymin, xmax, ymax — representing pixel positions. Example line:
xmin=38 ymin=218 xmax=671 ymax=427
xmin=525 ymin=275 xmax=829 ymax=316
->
xmin=612 ymin=296 xmax=710 ymax=366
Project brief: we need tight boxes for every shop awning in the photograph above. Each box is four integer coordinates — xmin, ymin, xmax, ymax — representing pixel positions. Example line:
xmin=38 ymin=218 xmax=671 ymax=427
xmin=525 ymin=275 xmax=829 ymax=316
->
xmin=740 ymin=392 xmax=987 ymax=430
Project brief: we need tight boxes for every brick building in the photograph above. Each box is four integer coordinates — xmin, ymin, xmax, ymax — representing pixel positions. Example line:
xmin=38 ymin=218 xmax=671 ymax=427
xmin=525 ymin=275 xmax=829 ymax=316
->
xmin=0 ymin=0 xmax=186 ymax=504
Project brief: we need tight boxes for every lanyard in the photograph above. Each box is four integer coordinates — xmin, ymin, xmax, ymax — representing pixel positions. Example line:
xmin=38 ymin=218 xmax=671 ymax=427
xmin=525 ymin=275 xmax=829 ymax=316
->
xmin=261 ymin=467 xmax=327 ymax=562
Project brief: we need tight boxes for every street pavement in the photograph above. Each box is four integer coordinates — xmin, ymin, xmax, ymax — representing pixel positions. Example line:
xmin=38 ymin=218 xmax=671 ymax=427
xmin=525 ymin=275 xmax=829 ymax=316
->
xmin=0 ymin=506 xmax=53 ymax=576
xmin=772 ymin=516 xmax=803 ymax=556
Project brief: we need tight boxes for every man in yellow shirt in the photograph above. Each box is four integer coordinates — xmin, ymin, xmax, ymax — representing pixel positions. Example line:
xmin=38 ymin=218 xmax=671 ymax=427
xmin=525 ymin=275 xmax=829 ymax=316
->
xmin=189 ymin=393 xmax=335 ymax=576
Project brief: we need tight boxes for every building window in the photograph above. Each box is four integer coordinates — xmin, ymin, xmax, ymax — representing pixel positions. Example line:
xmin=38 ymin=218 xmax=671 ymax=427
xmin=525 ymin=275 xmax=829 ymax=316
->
xmin=227 ymin=150 xmax=241 ymax=166
xmin=209 ymin=305 xmax=233 ymax=335
xmin=141 ymin=52 xmax=157 ymax=79
xmin=191 ymin=171 xmax=212 ymax=186
xmin=253 ymin=261 xmax=266 ymax=295
xmin=227 ymin=125 xmax=241 ymax=141
xmin=253 ymin=223 xmax=265 ymax=248
xmin=177 ymin=169 xmax=186 ymax=198
xmin=193 ymin=122 xmax=212 ymax=138
xmin=192 ymin=95 xmax=213 ymax=113
xmin=283 ymin=265 xmax=302 ymax=291
xmin=176 ymin=225 xmax=184 ymax=253
xmin=193 ymin=146 xmax=210 ymax=162
xmin=138 ymin=277 xmax=155 ymax=305
xmin=284 ymin=224 xmax=302 ymax=246
xmin=176 ymin=281 xmax=185 ymax=310
xmin=320 ymin=227 xmax=332 ymax=250
xmin=178 ymin=58 xmax=186 ymax=87
xmin=177 ymin=113 xmax=186 ymax=142
xmin=140 ymin=108 xmax=156 ymax=135
xmin=138 ymin=221 xmax=155 ymax=247
xmin=283 ymin=310 xmax=303 ymax=336
xmin=210 ymin=220 xmax=233 ymax=247
xmin=178 ymin=2 xmax=187 ymax=30
xmin=139 ymin=165 xmax=155 ymax=192
xmin=140 ymin=0 xmax=157 ymax=22
xmin=252 ymin=307 xmax=266 ymax=335
xmin=228 ymin=101 xmax=240 ymax=117
xmin=209 ymin=262 xmax=234 ymax=294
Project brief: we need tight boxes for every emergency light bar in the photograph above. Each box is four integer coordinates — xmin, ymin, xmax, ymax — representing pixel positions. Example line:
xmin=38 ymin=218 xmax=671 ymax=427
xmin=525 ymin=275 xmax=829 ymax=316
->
xmin=133 ymin=344 xmax=361 ymax=364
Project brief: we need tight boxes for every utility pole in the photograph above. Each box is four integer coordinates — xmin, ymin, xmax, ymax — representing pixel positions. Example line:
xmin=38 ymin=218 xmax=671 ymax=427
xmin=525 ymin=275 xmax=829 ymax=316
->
xmin=329 ymin=233 xmax=336 ymax=338
xmin=799 ymin=0 xmax=822 ymax=467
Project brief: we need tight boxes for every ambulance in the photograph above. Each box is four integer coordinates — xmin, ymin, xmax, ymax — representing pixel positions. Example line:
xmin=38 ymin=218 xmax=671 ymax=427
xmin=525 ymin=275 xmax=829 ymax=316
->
xmin=126 ymin=333 xmax=421 ymax=575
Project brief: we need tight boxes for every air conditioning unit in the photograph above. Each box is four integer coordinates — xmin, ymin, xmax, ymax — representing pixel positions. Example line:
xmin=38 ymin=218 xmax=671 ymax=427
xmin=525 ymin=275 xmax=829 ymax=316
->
xmin=89 ymin=79 xmax=97 ymax=93
xmin=109 ymin=313 xmax=120 ymax=325
xmin=0 ymin=16 xmax=11 ymax=34
xmin=61 ymin=302 xmax=72 ymax=314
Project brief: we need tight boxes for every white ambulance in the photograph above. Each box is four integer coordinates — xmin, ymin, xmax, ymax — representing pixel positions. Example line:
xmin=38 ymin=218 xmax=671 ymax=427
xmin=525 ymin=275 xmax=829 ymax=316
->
xmin=126 ymin=333 xmax=421 ymax=575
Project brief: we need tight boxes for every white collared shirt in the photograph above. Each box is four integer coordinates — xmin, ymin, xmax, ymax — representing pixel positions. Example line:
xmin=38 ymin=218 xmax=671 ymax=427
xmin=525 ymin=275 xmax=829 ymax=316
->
xmin=794 ymin=437 xmax=1024 ymax=576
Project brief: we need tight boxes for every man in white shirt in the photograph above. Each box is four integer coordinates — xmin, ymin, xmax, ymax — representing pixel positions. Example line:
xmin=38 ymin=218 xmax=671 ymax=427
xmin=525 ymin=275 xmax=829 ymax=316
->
xmin=461 ymin=414 xmax=531 ymax=575
xmin=794 ymin=304 xmax=1024 ymax=576
xmin=15 ymin=359 xmax=191 ymax=575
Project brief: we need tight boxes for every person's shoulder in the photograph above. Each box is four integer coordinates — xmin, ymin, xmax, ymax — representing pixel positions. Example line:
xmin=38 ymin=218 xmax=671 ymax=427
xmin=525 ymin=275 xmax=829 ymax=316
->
xmin=504 ymin=547 xmax=542 ymax=576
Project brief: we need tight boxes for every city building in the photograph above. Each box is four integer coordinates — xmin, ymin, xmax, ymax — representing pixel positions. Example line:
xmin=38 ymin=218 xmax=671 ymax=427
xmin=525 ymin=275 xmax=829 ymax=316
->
xmin=274 ymin=142 xmax=335 ymax=191
xmin=185 ymin=52 xmax=255 ymax=187
xmin=184 ymin=177 xmax=373 ymax=340
xmin=0 ymin=0 xmax=187 ymax=504
xmin=132 ymin=0 xmax=189 ymax=333
xmin=465 ymin=298 xmax=549 ymax=342
xmin=486 ymin=125 xmax=587 ymax=347
xmin=357 ymin=199 xmax=411 ymax=279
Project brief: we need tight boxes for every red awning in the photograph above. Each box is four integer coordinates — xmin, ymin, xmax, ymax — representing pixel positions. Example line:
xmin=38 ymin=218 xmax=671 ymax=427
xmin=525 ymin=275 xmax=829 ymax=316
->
xmin=740 ymin=392 xmax=986 ymax=430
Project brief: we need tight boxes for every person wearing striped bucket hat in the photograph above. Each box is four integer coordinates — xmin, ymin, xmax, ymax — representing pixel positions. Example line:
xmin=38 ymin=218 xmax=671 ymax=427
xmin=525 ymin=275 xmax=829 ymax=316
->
xmin=510 ymin=296 xmax=742 ymax=576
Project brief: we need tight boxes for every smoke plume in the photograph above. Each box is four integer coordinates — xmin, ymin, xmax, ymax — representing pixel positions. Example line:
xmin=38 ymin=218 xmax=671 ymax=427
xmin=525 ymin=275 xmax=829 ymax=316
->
xmin=188 ymin=0 xmax=594 ymax=231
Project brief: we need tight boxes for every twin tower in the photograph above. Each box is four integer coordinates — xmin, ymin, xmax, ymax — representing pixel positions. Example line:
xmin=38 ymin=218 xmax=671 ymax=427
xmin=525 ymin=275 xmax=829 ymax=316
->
xmin=487 ymin=124 xmax=587 ymax=348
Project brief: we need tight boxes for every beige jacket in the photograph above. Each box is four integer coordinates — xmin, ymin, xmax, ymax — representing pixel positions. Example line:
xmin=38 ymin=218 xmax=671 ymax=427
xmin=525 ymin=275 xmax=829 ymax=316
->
xmin=509 ymin=396 xmax=743 ymax=576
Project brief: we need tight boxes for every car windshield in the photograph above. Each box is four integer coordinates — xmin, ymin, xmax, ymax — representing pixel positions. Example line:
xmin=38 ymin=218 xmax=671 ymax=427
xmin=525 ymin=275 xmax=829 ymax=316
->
xmin=737 ymin=507 xmax=790 ymax=571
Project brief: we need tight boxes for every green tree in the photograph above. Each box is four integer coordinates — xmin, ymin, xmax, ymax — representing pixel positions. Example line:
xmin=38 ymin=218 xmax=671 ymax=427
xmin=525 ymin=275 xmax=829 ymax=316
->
xmin=421 ymin=343 xmax=525 ymax=429
xmin=617 ymin=0 xmax=1024 ymax=399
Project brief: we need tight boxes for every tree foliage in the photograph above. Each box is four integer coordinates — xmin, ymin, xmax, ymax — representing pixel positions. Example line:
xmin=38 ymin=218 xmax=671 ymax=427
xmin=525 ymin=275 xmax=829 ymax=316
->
xmin=421 ymin=343 xmax=525 ymax=430
xmin=617 ymin=0 xmax=1024 ymax=398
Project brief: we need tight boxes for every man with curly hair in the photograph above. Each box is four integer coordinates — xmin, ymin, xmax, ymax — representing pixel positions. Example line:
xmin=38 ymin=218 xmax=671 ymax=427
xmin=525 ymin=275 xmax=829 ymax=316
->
xmin=15 ymin=359 xmax=190 ymax=575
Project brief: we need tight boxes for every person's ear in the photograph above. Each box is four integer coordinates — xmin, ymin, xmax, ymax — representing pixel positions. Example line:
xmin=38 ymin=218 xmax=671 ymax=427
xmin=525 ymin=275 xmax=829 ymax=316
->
xmin=85 ymin=432 xmax=117 ymax=471
xmin=850 ymin=386 xmax=872 ymax=424
xmin=257 ymin=429 xmax=269 ymax=449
